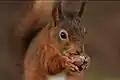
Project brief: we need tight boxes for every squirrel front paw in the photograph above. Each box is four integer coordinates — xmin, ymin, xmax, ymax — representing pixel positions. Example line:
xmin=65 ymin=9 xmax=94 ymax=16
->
xmin=61 ymin=56 xmax=80 ymax=72
xmin=60 ymin=54 xmax=91 ymax=73
xmin=70 ymin=54 xmax=91 ymax=72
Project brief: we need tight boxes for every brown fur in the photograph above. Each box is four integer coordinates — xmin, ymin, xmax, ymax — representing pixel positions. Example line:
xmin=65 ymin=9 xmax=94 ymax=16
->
xmin=15 ymin=0 xmax=88 ymax=80
xmin=24 ymin=22 xmax=85 ymax=80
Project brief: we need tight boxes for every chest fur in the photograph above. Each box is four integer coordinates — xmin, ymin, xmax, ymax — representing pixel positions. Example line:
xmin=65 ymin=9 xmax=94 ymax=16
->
xmin=47 ymin=72 xmax=67 ymax=80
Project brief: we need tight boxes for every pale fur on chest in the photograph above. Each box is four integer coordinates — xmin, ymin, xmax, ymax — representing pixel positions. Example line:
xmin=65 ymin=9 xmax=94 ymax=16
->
xmin=47 ymin=72 xmax=67 ymax=80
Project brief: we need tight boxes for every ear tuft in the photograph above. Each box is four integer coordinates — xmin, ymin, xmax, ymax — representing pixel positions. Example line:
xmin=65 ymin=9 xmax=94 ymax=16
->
xmin=78 ymin=1 xmax=87 ymax=18
xmin=52 ymin=0 xmax=65 ymax=27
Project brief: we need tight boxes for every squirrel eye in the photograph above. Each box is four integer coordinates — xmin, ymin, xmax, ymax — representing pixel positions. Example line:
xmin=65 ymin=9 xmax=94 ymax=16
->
xmin=59 ymin=29 xmax=68 ymax=40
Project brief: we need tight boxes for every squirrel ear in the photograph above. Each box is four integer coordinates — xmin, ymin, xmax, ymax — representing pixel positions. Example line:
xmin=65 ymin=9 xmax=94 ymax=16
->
xmin=52 ymin=0 xmax=65 ymax=27
xmin=77 ymin=1 xmax=87 ymax=19
xmin=71 ymin=1 xmax=87 ymax=27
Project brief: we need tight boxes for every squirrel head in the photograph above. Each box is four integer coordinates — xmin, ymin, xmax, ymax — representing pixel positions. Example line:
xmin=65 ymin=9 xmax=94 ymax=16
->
xmin=47 ymin=1 xmax=87 ymax=57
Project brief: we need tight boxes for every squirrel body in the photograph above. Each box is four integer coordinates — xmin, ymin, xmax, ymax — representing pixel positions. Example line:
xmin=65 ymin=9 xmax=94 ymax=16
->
xmin=15 ymin=0 xmax=90 ymax=80
xmin=24 ymin=22 xmax=86 ymax=80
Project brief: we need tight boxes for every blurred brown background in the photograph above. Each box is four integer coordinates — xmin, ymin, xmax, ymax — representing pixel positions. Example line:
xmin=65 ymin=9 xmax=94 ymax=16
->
xmin=0 ymin=1 xmax=120 ymax=80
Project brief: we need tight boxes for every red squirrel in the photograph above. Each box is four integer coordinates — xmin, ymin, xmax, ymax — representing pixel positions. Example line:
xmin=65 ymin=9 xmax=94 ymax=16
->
xmin=15 ymin=0 xmax=90 ymax=80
